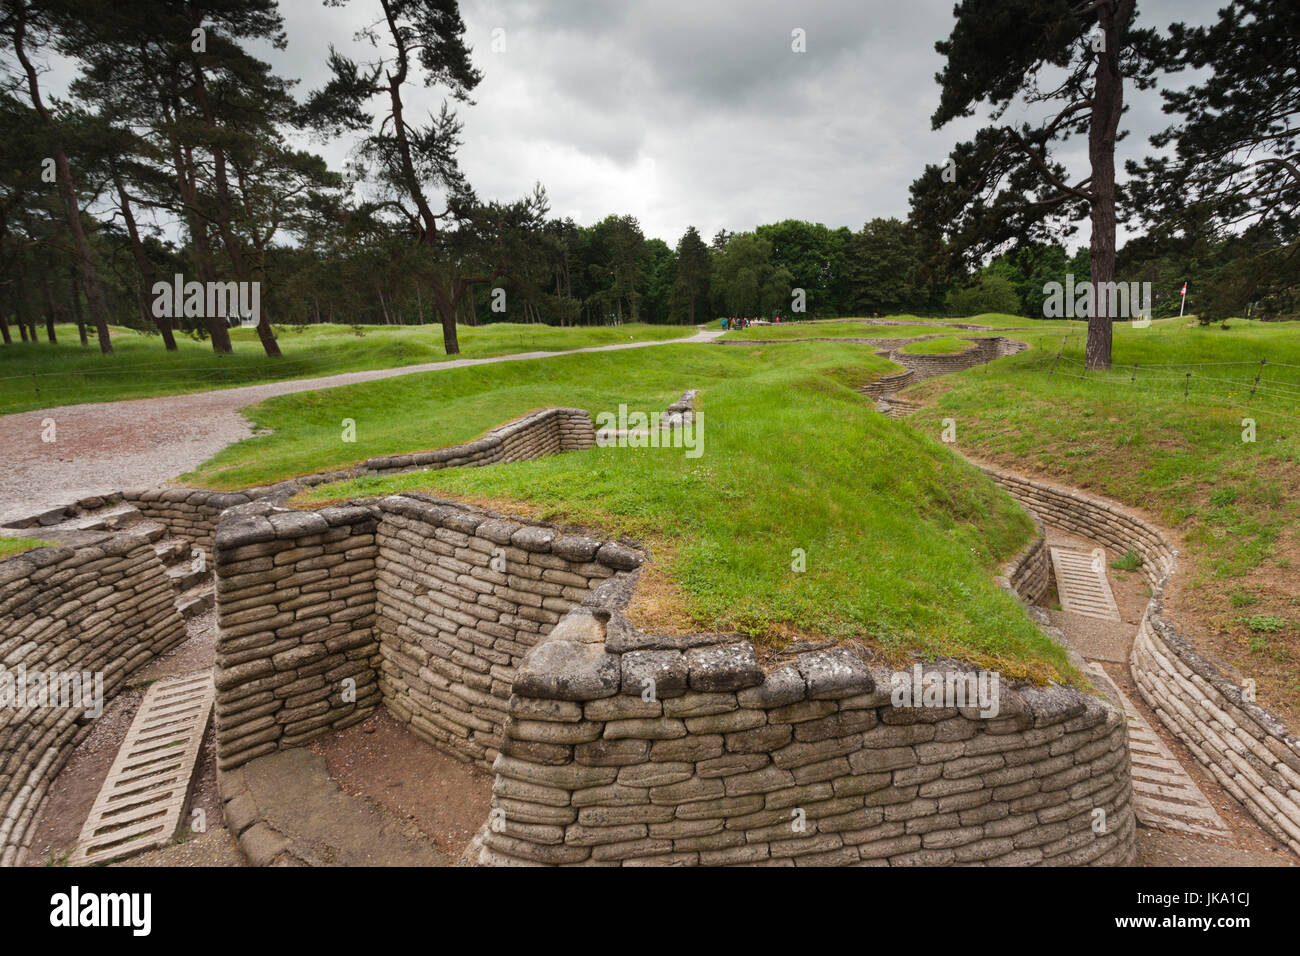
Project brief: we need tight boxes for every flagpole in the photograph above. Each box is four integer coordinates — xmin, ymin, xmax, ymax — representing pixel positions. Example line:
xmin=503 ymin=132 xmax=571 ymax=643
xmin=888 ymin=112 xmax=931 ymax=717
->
xmin=1179 ymin=282 xmax=1188 ymax=318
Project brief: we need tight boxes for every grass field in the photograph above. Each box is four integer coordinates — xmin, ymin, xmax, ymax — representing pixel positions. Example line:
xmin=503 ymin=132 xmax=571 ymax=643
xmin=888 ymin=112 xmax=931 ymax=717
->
xmin=0 ymin=321 xmax=695 ymax=415
xmin=899 ymin=337 xmax=978 ymax=355
xmin=184 ymin=339 xmax=1074 ymax=682
xmin=905 ymin=317 xmax=1300 ymax=719
xmin=718 ymin=314 xmax=1083 ymax=342
xmin=18 ymin=311 xmax=1293 ymax=700
xmin=0 ymin=537 xmax=54 ymax=558
xmin=720 ymin=322 xmax=962 ymax=341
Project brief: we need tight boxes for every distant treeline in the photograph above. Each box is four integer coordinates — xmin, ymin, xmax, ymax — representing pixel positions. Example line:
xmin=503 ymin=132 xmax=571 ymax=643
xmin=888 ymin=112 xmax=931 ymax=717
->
xmin=2 ymin=0 xmax=1294 ymax=360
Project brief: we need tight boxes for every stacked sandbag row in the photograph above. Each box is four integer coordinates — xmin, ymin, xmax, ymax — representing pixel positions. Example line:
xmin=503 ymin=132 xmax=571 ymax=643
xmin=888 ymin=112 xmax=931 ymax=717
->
xmin=374 ymin=494 xmax=639 ymax=772
xmin=0 ymin=531 xmax=187 ymax=864
xmin=213 ymin=504 xmax=382 ymax=770
xmin=480 ymin=602 xmax=1136 ymax=867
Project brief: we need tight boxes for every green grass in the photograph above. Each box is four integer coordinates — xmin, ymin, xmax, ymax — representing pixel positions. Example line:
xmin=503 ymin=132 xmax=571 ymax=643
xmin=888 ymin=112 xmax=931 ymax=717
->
xmin=1109 ymin=550 xmax=1144 ymax=572
xmin=188 ymin=339 xmax=1081 ymax=682
xmin=1241 ymin=614 xmax=1287 ymax=634
xmin=898 ymin=337 xmax=977 ymax=355
xmin=718 ymin=314 xmax=1087 ymax=342
xmin=908 ymin=317 xmax=1300 ymax=580
xmin=721 ymin=322 xmax=960 ymax=341
xmin=0 ymin=537 xmax=56 ymax=558
xmin=717 ymin=314 xmax=1092 ymax=343
xmin=905 ymin=315 xmax=1300 ymax=715
xmin=0 ymin=322 xmax=695 ymax=414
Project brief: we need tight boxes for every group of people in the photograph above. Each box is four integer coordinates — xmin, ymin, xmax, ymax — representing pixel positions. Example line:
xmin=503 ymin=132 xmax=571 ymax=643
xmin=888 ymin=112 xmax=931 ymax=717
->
xmin=720 ymin=315 xmax=788 ymax=330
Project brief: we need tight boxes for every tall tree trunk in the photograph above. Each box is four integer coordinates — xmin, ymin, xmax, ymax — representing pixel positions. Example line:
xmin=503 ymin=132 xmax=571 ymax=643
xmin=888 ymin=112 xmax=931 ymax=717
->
xmin=113 ymin=168 xmax=177 ymax=350
xmin=15 ymin=275 xmax=33 ymax=342
xmin=1085 ymin=1 xmax=1131 ymax=371
xmin=0 ymin=288 xmax=12 ymax=344
xmin=12 ymin=8 xmax=112 ymax=353
xmin=169 ymin=134 xmax=231 ymax=352
xmin=187 ymin=46 xmax=280 ymax=358
xmin=432 ymin=283 xmax=460 ymax=354
xmin=69 ymin=266 xmax=87 ymax=346
xmin=40 ymin=272 xmax=57 ymax=343
xmin=252 ymin=314 xmax=280 ymax=356
xmin=147 ymin=52 xmax=228 ymax=352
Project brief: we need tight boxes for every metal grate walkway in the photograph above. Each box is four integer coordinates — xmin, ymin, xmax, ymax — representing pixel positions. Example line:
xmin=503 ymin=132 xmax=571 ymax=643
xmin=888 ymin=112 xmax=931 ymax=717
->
xmin=1050 ymin=546 xmax=1122 ymax=621
xmin=71 ymin=671 xmax=213 ymax=866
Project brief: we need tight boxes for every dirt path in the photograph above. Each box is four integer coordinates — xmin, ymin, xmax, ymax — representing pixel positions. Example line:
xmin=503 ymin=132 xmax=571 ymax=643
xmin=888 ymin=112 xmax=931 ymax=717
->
xmin=0 ymin=328 xmax=723 ymax=525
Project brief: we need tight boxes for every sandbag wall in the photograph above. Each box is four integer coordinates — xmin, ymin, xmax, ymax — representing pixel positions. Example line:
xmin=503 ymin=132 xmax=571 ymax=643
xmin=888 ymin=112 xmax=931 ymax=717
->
xmin=478 ymin=595 xmax=1135 ymax=867
xmin=0 ymin=531 xmax=187 ymax=864
xmin=213 ymin=504 xmax=382 ymax=770
xmin=374 ymin=496 xmax=640 ymax=771
xmin=121 ymin=407 xmax=597 ymax=557
xmin=983 ymin=466 xmax=1300 ymax=856
xmin=884 ymin=337 xmax=1027 ymax=380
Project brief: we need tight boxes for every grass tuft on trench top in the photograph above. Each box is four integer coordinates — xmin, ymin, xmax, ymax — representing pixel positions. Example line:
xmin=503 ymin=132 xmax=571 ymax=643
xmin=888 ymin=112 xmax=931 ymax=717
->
xmin=0 ymin=537 xmax=57 ymax=559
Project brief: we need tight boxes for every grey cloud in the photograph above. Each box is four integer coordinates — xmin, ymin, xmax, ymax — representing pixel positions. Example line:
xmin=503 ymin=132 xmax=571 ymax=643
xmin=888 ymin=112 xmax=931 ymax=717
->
xmin=42 ymin=0 xmax=1232 ymax=248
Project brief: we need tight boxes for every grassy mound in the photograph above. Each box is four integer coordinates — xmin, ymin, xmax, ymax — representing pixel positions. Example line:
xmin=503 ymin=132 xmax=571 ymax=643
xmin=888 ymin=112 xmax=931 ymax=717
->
xmin=906 ymin=317 xmax=1300 ymax=718
xmin=899 ymin=337 xmax=977 ymax=355
xmin=192 ymin=340 xmax=1075 ymax=682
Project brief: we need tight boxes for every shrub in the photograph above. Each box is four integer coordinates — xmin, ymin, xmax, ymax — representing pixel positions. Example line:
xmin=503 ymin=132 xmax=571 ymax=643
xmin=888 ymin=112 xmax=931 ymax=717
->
xmin=1241 ymin=614 xmax=1286 ymax=633
xmin=1109 ymin=550 xmax=1143 ymax=572
xmin=943 ymin=275 xmax=1022 ymax=317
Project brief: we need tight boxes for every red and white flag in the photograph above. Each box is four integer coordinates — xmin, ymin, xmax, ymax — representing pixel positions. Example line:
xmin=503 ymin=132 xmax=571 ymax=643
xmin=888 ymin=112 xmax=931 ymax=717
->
xmin=1180 ymin=282 xmax=1188 ymax=297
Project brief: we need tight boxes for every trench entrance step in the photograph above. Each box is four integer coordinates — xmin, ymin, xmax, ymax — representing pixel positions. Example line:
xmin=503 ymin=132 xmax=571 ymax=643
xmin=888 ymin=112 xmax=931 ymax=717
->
xmin=1050 ymin=546 xmax=1122 ymax=621
xmin=1087 ymin=664 xmax=1231 ymax=841
xmin=70 ymin=671 xmax=214 ymax=866
xmin=73 ymin=502 xmax=145 ymax=532
xmin=874 ymin=397 xmax=923 ymax=419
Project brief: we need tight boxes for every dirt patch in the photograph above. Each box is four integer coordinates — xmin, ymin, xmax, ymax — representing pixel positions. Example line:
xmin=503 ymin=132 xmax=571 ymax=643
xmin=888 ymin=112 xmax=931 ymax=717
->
xmin=309 ymin=709 xmax=493 ymax=862
xmin=1164 ymin=545 xmax=1300 ymax=729
xmin=1136 ymin=828 xmax=1296 ymax=867
xmin=117 ymin=828 xmax=243 ymax=867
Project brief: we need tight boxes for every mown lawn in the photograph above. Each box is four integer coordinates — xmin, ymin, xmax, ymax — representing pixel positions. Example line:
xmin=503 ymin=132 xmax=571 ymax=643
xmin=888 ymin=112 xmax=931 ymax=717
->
xmin=0 ymin=321 xmax=694 ymax=414
xmin=190 ymin=340 xmax=1080 ymax=683
xmin=718 ymin=313 xmax=1080 ymax=342
xmin=905 ymin=317 xmax=1300 ymax=718
xmin=899 ymin=337 xmax=978 ymax=355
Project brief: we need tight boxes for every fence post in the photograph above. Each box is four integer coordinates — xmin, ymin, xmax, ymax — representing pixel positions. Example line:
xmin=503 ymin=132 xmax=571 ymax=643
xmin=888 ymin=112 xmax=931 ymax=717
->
xmin=1184 ymin=372 xmax=1190 ymax=400
xmin=1249 ymin=358 xmax=1266 ymax=398
xmin=1048 ymin=337 xmax=1066 ymax=377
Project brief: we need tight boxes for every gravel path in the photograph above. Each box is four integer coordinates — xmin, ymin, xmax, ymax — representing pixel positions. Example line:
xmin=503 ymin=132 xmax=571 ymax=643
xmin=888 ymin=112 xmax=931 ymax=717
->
xmin=0 ymin=329 xmax=723 ymax=525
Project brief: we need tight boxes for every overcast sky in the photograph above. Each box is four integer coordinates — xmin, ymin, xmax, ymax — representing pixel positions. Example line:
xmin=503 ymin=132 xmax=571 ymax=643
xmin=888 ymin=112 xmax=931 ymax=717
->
xmin=49 ymin=0 xmax=1230 ymax=249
